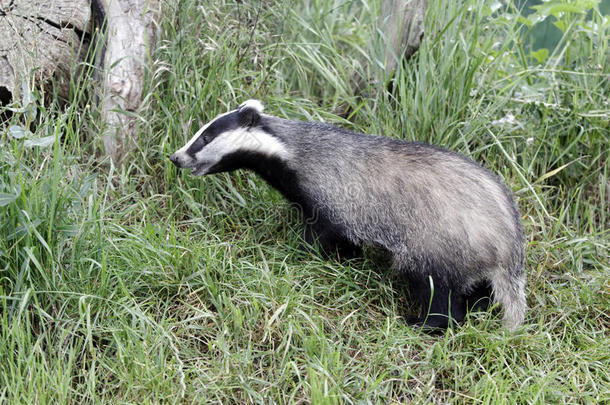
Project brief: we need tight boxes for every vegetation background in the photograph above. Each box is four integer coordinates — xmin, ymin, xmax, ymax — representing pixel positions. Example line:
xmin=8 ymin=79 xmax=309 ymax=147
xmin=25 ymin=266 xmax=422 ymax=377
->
xmin=1 ymin=0 xmax=608 ymax=402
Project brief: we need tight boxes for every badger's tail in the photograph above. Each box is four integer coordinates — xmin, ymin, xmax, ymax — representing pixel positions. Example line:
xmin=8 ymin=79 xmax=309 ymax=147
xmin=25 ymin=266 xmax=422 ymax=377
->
xmin=491 ymin=266 xmax=527 ymax=331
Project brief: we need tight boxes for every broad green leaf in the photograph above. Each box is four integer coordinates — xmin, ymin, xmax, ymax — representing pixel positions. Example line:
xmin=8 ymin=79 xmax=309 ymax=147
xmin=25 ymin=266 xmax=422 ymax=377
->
xmin=532 ymin=3 xmax=587 ymax=19
xmin=554 ymin=20 xmax=568 ymax=32
xmin=24 ymin=135 xmax=56 ymax=148
xmin=21 ymin=79 xmax=34 ymax=106
xmin=0 ymin=187 xmax=21 ymax=207
xmin=0 ymin=193 xmax=18 ymax=207
xmin=8 ymin=125 xmax=31 ymax=139
xmin=20 ymin=79 xmax=37 ymax=121
xmin=531 ymin=48 xmax=549 ymax=64
xmin=518 ymin=15 xmax=534 ymax=27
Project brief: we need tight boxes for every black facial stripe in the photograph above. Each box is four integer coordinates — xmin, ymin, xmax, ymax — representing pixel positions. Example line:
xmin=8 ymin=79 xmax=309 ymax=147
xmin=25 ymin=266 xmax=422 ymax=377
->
xmin=186 ymin=110 xmax=241 ymax=157
xmin=187 ymin=136 xmax=206 ymax=157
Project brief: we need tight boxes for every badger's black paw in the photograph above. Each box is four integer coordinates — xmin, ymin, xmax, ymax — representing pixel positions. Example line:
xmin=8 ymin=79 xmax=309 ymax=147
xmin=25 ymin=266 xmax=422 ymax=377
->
xmin=404 ymin=314 xmax=424 ymax=326
xmin=404 ymin=314 xmax=451 ymax=334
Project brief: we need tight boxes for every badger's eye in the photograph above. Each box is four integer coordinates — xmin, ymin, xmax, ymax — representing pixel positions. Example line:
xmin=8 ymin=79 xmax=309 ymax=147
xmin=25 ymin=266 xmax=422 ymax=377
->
xmin=187 ymin=135 xmax=207 ymax=156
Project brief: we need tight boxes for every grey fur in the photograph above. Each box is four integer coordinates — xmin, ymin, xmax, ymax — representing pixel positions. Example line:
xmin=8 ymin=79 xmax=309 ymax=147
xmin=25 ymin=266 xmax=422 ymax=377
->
xmin=171 ymin=104 xmax=527 ymax=331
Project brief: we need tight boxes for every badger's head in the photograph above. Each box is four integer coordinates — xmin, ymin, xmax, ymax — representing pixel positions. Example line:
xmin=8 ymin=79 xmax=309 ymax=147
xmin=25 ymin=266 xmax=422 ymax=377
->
xmin=169 ymin=100 xmax=289 ymax=176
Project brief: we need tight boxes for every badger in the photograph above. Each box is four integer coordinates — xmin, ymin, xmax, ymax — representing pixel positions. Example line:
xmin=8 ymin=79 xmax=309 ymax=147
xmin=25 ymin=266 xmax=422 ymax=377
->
xmin=169 ymin=100 xmax=526 ymax=331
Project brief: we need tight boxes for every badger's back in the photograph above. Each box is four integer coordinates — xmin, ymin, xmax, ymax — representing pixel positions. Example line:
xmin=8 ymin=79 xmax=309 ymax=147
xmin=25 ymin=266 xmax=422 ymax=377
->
xmin=268 ymin=117 xmax=524 ymax=283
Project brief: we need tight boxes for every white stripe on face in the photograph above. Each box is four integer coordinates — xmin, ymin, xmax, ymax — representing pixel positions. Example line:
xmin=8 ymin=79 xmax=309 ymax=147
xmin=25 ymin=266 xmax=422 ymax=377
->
xmin=171 ymin=100 xmax=285 ymax=175
xmin=191 ymin=125 xmax=292 ymax=176
xmin=173 ymin=109 xmax=236 ymax=157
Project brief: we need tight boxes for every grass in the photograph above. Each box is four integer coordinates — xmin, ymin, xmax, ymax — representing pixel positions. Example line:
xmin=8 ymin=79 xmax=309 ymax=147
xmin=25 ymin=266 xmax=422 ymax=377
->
xmin=1 ymin=0 xmax=608 ymax=403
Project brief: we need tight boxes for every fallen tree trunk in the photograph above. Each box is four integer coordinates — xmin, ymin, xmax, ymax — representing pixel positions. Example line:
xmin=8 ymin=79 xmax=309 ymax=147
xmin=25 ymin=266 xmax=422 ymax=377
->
xmin=379 ymin=0 xmax=428 ymax=73
xmin=0 ymin=0 xmax=159 ymax=165
xmin=0 ymin=0 xmax=90 ymax=103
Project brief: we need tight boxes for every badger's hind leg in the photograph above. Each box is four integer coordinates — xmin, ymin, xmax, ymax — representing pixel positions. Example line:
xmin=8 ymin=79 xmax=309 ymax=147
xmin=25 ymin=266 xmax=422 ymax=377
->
xmin=465 ymin=280 xmax=493 ymax=311
xmin=403 ymin=271 xmax=467 ymax=330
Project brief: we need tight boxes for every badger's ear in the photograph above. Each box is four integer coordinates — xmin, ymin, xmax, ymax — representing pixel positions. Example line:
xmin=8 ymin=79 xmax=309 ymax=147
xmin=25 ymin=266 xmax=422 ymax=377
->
xmin=238 ymin=106 xmax=261 ymax=127
xmin=238 ymin=99 xmax=264 ymax=127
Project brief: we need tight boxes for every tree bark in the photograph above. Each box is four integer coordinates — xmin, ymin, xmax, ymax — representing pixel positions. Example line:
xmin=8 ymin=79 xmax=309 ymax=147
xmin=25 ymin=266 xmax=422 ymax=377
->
xmin=0 ymin=0 xmax=90 ymax=102
xmin=0 ymin=0 xmax=159 ymax=165
xmin=99 ymin=0 xmax=159 ymax=164
xmin=379 ymin=0 xmax=428 ymax=73
xmin=352 ymin=0 xmax=427 ymax=93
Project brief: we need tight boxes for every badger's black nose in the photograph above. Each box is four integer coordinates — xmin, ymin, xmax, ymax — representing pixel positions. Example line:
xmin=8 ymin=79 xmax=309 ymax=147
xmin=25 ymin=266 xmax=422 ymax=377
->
xmin=169 ymin=153 xmax=180 ymax=166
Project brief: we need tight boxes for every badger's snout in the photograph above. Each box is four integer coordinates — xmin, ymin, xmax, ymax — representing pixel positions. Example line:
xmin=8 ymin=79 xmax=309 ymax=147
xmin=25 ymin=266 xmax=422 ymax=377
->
xmin=169 ymin=153 xmax=182 ymax=167
xmin=169 ymin=151 xmax=213 ymax=176
xmin=169 ymin=152 xmax=193 ymax=169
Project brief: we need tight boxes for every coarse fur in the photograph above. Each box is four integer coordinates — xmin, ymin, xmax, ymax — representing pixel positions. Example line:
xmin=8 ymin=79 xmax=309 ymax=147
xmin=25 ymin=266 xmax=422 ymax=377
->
xmin=170 ymin=100 xmax=527 ymax=331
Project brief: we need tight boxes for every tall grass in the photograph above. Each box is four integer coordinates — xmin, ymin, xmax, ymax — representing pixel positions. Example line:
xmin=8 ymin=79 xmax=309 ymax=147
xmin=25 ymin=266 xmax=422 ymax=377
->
xmin=1 ymin=0 xmax=608 ymax=402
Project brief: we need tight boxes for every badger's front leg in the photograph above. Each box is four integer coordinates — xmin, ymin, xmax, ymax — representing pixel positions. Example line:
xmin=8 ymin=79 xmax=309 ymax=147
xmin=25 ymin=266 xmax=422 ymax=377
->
xmin=303 ymin=223 xmax=362 ymax=260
